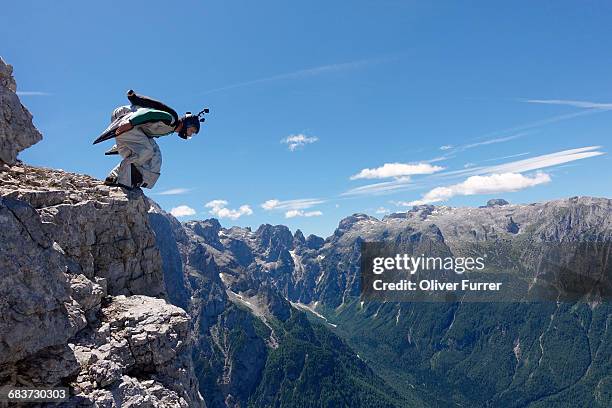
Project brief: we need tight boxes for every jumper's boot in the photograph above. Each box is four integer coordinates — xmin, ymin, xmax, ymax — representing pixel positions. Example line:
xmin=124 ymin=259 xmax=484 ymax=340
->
xmin=103 ymin=176 xmax=132 ymax=190
xmin=130 ymin=164 xmax=144 ymax=190
xmin=104 ymin=144 xmax=119 ymax=155
xmin=104 ymin=163 xmax=143 ymax=190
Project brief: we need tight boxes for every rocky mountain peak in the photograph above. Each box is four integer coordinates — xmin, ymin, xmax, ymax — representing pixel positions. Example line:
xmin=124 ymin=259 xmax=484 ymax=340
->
xmin=383 ymin=212 xmax=410 ymax=219
xmin=256 ymin=223 xmax=294 ymax=250
xmin=186 ymin=218 xmax=224 ymax=250
xmin=0 ymin=57 xmax=42 ymax=165
xmin=293 ymin=228 xmax=306 ymax=245
xmin=335 ymin=213 xmax=379 ymax=236
xmin=410 ymin=204 xmax=436 ymax=219
xmin=306 ymin=233 xmax=325 ymax=250
xmin=486 ymin=198 xmax=510 ymax=207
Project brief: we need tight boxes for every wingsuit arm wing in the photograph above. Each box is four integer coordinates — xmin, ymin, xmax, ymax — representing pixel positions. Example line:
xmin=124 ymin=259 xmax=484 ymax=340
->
xmin=129 ymin=109 xmax=175 ymax=127
xmin=93 ymin=107 xmax=175 ymax=145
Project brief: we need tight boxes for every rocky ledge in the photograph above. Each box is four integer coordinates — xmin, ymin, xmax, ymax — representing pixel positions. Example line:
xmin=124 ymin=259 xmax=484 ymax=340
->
xmin=0 ymin=167 xmax=204 ymax=407
xmin=0 ymin=163 xmax=204 ymax=407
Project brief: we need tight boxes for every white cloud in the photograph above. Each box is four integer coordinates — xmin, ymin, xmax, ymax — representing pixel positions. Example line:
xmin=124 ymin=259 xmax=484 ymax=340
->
xmin=170 ymin=205 xmax=196 ymax=217
xmin=344 ymin=146 xmax=603 ymax=198
xmin=155 ymin=188 xmax=193 ymax=195
xmin=375 ymin=207 xmax=390 ymax=214
xmin=350 ymin=162 xmax=444 ymax=180
xmin=440 ymin=145 xmax=453 ymax=150
xmin=261 ymin=198 xmax=325 ymax=210
xmin=525 ymin=99 xmax=612 ymax=109
xmin=16 ymin=91 xmax=51 ymax=96
xmin=261 ymin=199 xmax=280 ymax=210
xmin=404 ymin=172 xmax=551 ymax=206
xmin=281 ymin=134 xmax=319 ymax=151
xmin=285 ymin=210 xmax=323 ymax=218
xmin=205 ymin=200 xmax=253 ymax=220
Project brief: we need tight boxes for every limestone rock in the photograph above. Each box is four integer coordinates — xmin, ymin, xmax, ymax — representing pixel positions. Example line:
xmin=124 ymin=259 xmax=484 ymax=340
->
xmin=0 ymin=197 xmax=83 ymax=367
xmin=0 ymin=57 xmax=42 ymax=164
xmin=0 ymin=164 xmax=204 ymax=407
xmin=0 ymin=164 xmax=165 ymax=297
xmin=66 ymin=296 xmax=202 ymax=407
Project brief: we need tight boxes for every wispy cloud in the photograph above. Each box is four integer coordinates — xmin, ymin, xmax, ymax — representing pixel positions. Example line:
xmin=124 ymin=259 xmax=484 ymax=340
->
xmin=442 ymin=107 xmax=606 ymax=158
xmin=459 ymin=133 xmax=526 ymax=151
xmin=154 ymin=188 xmax=193 ymax=195
xmin=438 ymin=146 xmax=605 ymax=179
xmin=202 ymin=58 xmax=388 ymax=95
xmin=482 ymin=110 xmax=604 ymax=139
xmin=350 ymin=162 xmax=444 ymax=180
xmin=285 ymin=210 xmax=323 ymax=218
xmin=434 ymin=133 xmax=527 ymax=163
xmin=434 ymin=101 xmax=608 ymax=161
xmin=261 ymin=198 xmax=325 ymax=211
xmin=205 ymin=200 xmax=253 ymax=220
xmin=16 ymin=91 xmax=51 ymax=96
xmin=341 ymin=177 xmax=420 ymax=196
xmin=426 ymin=156 xmax=452 ymax=163
xmin=170 ymin=205 xmax=196 ymax=217
xmin=281 ymin=134 xmax=318 ymax=151
xmin=524 ymin=99 xmax=612 ymax=109
xmin=482 ymin=152 xmax=531 ymax=162
xmin=476 ymin=146 xmax=603 ymax=175
xmin=403 ymin=172 xmax=551 ymax=206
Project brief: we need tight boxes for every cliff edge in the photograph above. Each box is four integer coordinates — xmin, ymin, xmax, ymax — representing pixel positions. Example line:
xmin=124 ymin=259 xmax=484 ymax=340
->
xmin=0 ymin=58 xmax=204 ymax=407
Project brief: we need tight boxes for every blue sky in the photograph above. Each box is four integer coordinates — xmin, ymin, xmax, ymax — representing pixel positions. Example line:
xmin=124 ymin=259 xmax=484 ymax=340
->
xmin=3 ymin=1 xmax=611 ymax=237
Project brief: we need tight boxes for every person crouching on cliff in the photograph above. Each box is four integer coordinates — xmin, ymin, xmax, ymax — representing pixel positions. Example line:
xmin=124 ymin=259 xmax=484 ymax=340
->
xmin=94 ymin=90 xmax=208 ymax=190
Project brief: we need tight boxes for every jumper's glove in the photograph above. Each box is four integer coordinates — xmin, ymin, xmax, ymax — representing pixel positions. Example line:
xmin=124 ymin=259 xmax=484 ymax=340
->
xmin=115 ymin=122 xmax=133 ymax=136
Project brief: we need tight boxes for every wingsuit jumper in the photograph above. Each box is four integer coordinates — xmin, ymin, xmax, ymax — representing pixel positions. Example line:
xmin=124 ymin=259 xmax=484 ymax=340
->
xmin=94 ymin=90 xmax=209 ymax=189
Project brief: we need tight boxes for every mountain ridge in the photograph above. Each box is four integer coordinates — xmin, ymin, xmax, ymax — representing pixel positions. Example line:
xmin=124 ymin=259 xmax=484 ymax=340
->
xmin=153 ymin=195 xmax=610 ymax=407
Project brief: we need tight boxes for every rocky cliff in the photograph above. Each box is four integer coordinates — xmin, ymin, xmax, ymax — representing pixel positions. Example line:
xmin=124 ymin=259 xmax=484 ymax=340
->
xmin=0 ymin=59 xmax=204 ymax=407
xmin=0 ymin=57 xmax=42 ymax=165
